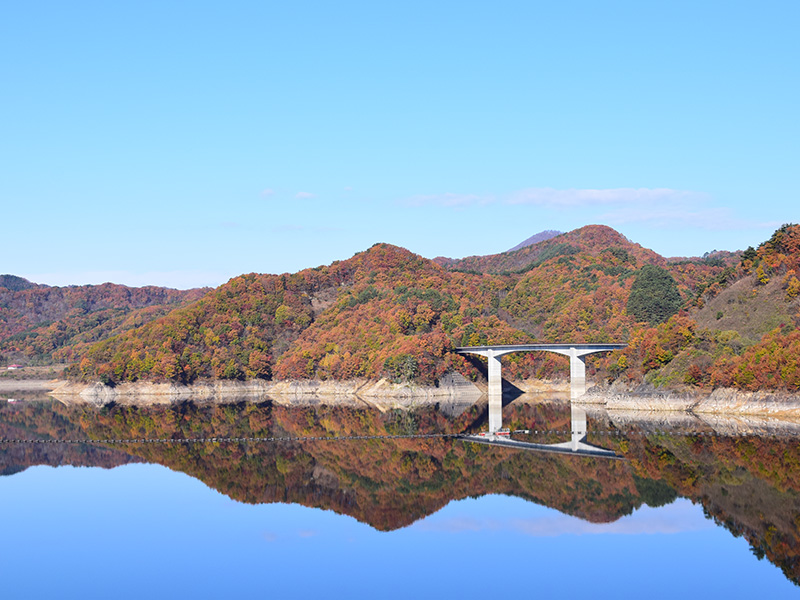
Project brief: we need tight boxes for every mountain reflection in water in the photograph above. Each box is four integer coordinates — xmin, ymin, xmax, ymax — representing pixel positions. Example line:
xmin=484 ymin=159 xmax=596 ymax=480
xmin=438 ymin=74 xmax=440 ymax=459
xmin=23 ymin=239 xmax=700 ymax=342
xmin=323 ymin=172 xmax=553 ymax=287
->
xmin=2 ymin=393 xmax=800 ymax=594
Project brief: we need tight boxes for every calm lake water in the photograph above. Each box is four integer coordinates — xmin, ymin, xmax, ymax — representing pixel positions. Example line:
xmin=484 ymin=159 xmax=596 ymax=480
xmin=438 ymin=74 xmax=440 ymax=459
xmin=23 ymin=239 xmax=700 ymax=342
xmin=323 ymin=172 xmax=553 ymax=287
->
xmin=1 ymin=393 xmax=799 ymax=598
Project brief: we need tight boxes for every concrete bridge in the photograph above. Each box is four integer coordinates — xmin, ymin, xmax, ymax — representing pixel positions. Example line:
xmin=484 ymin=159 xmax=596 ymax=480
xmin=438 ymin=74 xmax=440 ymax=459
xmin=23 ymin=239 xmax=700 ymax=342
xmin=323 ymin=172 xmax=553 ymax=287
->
xmin=456 ymin=343 xmax=627 ymax=396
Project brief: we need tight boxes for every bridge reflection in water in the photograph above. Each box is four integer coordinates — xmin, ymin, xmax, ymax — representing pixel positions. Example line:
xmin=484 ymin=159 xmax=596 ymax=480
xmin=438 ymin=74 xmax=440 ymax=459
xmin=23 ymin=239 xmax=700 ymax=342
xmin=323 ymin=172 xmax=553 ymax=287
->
xmin=460 ymin=392 xmax=623 ymax=460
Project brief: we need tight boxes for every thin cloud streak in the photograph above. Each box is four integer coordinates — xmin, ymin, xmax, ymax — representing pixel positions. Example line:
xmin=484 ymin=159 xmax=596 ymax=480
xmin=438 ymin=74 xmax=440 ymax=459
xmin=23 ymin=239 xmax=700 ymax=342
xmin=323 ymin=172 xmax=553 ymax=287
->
xmin=508 ymin=187 xmax=706 ymax=207
xmin=295 ymin=191 xmax=316 ymax=199
xmin=600 ymin=206 xmax=783 ymax=231
xmin=416 ymin=500 xmax=712 ymax=537
xmin=400 ymin=187 xmax=706 ymax=210
xmin=397 ymin=186 xmax=778 ymax=232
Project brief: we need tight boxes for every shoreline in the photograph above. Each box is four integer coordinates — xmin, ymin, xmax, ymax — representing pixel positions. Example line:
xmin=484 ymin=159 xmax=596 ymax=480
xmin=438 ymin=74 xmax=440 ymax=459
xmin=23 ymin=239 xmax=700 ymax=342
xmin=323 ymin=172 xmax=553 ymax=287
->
xmin=5 ymin=376 xmax=800 ymax=418
xmin=585 ymin=383 xmax=800 ymax=418
xmin=46 ymin=373 xmax=486 ymax=404
xmin=0 ymin=379 xmax=63 ymax=392
xmin=43 ymin=373 xmax=575 ymax=403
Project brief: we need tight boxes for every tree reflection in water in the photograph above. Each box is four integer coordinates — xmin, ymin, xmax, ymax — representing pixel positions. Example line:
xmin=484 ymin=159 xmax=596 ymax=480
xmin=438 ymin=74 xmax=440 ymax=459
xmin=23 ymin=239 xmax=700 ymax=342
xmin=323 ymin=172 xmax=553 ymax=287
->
xmin=2 ymin=394 xmax=800 ymax=584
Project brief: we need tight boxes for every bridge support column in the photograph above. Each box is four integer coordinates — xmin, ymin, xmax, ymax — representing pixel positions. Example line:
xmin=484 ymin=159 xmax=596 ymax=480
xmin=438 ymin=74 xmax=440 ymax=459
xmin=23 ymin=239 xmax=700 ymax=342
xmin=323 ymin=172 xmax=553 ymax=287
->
xmin=486 ymin=350 xmax=504 ymax=433
xmin=487 ymin=350 xmax=502 ymax=398
xmin=569 ymin=348 xmax=586 ymax=387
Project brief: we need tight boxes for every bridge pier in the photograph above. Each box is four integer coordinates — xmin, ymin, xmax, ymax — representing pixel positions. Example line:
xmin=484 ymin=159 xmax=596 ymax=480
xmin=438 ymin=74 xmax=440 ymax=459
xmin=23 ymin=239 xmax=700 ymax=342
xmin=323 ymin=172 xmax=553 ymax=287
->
xmin=487 ymin=350 xmax=502 ymax=398
xmin=569 ymin=348 xmax=586 ymax=387
xmin=483 ymin=348 xmax=590 ymax=394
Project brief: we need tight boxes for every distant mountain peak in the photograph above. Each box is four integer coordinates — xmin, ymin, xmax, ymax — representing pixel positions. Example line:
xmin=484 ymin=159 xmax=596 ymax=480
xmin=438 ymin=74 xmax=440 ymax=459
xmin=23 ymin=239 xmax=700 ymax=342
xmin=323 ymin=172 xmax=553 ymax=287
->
xmin=507 ymin=230 xmax=562 ymax=252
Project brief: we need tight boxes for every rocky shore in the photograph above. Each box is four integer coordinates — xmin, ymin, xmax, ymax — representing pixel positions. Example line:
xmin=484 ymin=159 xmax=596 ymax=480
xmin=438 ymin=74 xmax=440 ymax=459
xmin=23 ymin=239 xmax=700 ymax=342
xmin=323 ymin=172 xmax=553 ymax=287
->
xmin=48 ymin=371 xmax=483 ymax=405
xmin=585 ymin=381 xmax=800 ymax=417
xmin=11 ymin=374 xmax=800 ymax=418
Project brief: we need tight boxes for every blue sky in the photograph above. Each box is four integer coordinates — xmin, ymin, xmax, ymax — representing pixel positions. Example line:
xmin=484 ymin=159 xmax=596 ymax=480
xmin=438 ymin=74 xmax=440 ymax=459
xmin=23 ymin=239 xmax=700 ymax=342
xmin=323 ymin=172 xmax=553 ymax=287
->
xmin=2 ymin=1 xmax=797 ymax=288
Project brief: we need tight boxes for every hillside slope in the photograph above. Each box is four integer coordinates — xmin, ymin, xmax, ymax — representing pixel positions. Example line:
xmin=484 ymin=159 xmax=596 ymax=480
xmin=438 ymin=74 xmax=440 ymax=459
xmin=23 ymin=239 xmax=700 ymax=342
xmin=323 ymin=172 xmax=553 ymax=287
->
xmin=70 ymin=244 xmax=533 ymax=385
xmin=610 ymin=224 xmax=800 ymax=391
xmin=54 ymin=223 xmax=800 ymax=392
xmin=0 ymin=278 xmax=207 ymax=365
xmin=442 ymin=225 xmax=663 ymax=274
xmin=66 ymin=225 xmax=749 ymax=386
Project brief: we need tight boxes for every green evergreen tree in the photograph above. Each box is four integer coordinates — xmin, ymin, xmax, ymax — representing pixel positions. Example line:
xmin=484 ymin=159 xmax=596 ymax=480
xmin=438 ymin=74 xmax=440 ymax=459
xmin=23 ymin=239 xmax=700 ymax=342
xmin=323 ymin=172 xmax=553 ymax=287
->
xmin=626 ymin=265 xmax=683 ymax=325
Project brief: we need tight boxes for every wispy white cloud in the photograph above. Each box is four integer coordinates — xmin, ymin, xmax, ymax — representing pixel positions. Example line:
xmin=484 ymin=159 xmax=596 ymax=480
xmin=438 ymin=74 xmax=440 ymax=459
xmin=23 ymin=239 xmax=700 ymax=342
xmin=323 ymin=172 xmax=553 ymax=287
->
xmin=261 ymin=188 xmax=276 ymax=197
xmin=295 ymin=191 xmax=316 ymax=199
xmin=415 ymin=499 xmax=712 ymax=537
xmin=400 ymin=187 xmax=704 ymax=210
xmin=599 ymin=206 xmax=782 ymax=231
xmin=397 ymin=186 xmax=778 ymax=232
xmin=507 ymin=187 xmax=706 ymax=208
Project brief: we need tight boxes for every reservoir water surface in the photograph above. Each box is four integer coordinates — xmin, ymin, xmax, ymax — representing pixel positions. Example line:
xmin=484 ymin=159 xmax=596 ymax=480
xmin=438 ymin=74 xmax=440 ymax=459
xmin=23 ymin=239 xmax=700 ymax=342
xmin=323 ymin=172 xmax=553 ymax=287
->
xmin=1 ymin=394 xmax=798 ymax=598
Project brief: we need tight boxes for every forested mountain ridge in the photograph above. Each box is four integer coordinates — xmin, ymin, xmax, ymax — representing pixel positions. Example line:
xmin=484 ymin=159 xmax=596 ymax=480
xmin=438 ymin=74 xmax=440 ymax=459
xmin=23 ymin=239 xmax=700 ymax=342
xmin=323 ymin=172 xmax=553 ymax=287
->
xmin=436 ymin=225 xmax=663 ymax=274
xmin=0 ymin=275 xmax=39 ymax=292
xmin=6 ymin=223 xmax=800 ymax=393
xmin=65 ymin=225 xmax=737 ymax=387
xmin=0 ymin=278 xmax=208 ymax=365
xmin=67 ymin=244 xmax=528 ymax=384
xmin=612 ymin=224 xmax=800 ymax=390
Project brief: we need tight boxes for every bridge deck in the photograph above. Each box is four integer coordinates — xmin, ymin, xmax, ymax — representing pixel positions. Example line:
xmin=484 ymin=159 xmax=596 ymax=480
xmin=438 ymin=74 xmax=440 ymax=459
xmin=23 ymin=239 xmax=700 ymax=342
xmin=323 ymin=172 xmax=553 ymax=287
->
xmin=456 ymin=343 xmax=627 ymax=352
xmin=455 ymin=343 xmax=627 ymax=389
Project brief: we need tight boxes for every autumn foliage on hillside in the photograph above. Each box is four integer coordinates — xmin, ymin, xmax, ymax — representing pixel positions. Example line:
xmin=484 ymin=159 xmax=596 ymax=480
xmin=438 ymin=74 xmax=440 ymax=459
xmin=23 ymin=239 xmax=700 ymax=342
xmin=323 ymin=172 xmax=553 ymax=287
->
xmin=62 ymin=225 xmax=747 ymax=387
xmin=68 ymin=272 xmax=317 ymax=383
xmin=444 ymin=225 xmax=664 ymax=274
xmin=15 ymin=223 xmax=794 ymax=391
xmin=601 ymin=225 xmax=800 ymax=392
xmin=502 ymin=247 xmax=639 ymax=342
xmin=0 ymin=280 xmax=206 ymax=364
xmin=274 ymin=244 xmax=535 ymax=383
xmin=68 ymin=245 xmax=537 ymax=385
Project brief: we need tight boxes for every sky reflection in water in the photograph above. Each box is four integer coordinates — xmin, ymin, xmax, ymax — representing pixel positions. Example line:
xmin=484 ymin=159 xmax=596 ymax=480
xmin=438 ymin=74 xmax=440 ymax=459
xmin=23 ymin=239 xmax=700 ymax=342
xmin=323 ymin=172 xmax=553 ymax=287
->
xmin=2 ymin=394 xmax=800 ymax=598
xmin=1 ymin=458 xmax=797 ymax=599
